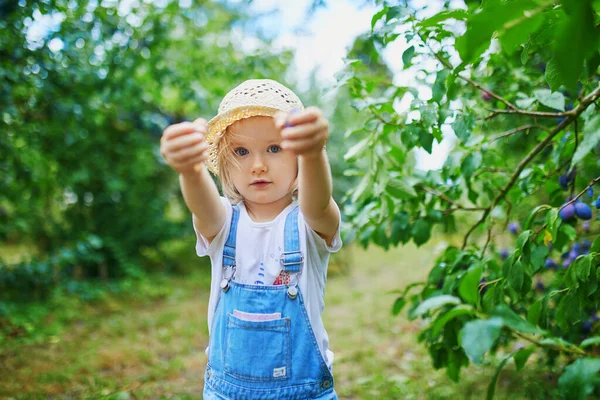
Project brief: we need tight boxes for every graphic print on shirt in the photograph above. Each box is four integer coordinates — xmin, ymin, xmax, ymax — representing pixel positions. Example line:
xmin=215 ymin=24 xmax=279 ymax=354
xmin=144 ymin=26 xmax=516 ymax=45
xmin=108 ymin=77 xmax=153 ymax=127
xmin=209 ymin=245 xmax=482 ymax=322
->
xmin=273 ymin=270 xmax=291 ymax=285
xmin=254 ymin=262 xmax=265 ymax=285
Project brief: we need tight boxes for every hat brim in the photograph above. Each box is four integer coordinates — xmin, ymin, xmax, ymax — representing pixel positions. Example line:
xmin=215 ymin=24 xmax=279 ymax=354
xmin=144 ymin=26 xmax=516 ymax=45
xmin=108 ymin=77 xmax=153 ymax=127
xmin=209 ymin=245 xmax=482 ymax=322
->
xmin=204 ymin=105 xmax=288 ymax=175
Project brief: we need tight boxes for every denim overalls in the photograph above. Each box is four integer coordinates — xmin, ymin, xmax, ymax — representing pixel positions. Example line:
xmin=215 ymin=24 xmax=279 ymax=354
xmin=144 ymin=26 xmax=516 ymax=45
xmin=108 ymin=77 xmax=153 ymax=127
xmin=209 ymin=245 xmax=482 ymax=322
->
xmin=203 ymin=204 xmax=337 ymax=400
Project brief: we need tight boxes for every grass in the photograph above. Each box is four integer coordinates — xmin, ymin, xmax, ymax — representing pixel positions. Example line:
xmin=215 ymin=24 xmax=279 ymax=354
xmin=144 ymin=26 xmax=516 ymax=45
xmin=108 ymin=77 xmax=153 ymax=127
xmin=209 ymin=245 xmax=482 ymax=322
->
xmin=0 ymin=238 xmax=564 ymax=399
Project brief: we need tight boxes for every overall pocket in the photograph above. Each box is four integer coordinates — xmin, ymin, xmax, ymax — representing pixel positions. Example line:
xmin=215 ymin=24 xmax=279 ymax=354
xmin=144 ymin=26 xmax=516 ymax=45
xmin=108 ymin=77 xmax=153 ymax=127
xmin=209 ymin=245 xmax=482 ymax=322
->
xmin=223 ymin=311 xmax=291 ymax=382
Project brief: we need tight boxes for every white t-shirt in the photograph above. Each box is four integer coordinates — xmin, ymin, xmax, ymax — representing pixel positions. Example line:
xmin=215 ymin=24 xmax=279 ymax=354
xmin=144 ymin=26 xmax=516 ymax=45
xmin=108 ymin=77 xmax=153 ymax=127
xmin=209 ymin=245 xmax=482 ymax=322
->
xmin=193 ymin=196 xmax=343 ymax=369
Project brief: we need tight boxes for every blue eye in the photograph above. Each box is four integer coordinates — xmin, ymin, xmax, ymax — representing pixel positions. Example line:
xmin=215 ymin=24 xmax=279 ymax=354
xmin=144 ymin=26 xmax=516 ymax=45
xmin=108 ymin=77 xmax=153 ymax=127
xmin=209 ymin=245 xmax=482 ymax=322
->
xmin=268 ymin=145 xmax=281 ymax=153
xmin=234 ymin=148 xmax=248 ymax=156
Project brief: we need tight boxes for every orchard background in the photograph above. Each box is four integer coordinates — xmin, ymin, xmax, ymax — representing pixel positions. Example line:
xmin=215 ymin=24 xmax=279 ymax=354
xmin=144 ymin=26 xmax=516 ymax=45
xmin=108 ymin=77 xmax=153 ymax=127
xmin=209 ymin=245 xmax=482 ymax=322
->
xmin=2 ymin=0 xmax=600 ymax=399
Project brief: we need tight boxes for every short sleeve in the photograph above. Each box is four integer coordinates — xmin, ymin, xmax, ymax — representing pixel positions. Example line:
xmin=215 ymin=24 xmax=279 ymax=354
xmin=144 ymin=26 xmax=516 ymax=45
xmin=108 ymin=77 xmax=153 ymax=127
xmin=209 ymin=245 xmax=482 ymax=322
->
xmin=303 ymin=200 xmax=343 ymax=254
xmin=192 ymin=196 xmax=232 ymax=258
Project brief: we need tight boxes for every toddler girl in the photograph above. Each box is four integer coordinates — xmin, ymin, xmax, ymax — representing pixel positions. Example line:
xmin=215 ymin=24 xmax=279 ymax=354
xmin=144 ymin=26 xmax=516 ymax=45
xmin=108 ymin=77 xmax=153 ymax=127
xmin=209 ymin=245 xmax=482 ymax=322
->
xmin=160 ymin=79 xmax=342 ymax=399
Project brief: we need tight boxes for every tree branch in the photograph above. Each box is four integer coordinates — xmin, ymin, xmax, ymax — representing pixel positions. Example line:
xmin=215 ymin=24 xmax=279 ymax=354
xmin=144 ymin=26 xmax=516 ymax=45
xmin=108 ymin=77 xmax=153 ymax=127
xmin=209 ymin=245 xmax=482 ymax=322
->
xmin=462 ymin=84 xmax=600 ymax=249
xmin=485 ymin=109 xmax=574 ymax=119
xmin=417 ymin=184 xmax=486 ymax=214
xmin=491 ymin=124 xmax=548 ymax=142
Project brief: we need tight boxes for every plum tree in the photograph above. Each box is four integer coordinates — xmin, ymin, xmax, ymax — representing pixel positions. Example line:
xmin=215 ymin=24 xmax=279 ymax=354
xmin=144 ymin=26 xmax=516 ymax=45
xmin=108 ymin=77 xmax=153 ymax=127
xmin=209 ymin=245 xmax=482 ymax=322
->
xmin=350 ymin=0 xmax=600 ymax=395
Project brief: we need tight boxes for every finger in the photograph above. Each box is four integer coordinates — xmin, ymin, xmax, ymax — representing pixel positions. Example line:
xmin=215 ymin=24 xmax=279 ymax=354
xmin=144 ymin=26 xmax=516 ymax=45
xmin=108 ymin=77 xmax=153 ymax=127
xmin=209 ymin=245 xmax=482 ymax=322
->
xmin=285 ymin=107 xmax=321 ymax=127
xmin=281 ymin=136 xmax=321 ymax=153
xmin=167 ymin=131 xmax=206 ymax=153
xmin=164 ymin=121 xmax=207 ymax=140
xmin=173 ymin=153 xmax=210 ymax=170
xmin=173 ymin=141 xmax=210 ymax=163
xmin=281 ymin=121 xmax=327 ymax=141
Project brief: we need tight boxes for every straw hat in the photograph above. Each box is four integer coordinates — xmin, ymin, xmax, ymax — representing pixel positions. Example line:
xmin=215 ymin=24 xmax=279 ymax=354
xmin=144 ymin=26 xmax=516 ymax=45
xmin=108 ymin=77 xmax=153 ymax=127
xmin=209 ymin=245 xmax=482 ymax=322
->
xmin=204 ymin=79 xmax=305 ymax=175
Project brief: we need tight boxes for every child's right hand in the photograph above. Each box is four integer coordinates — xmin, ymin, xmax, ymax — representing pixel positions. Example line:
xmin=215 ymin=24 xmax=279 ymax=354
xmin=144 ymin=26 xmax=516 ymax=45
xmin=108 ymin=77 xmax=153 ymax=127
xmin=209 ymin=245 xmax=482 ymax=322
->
xmin=160 ymin=118 xmax=210 ymax=175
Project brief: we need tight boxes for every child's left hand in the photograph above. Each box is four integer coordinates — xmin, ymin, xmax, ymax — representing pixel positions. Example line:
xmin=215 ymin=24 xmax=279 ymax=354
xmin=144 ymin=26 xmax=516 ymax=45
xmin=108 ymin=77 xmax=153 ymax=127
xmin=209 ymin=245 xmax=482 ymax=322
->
xmin=273 ymin=106 xmax=328 ymax=158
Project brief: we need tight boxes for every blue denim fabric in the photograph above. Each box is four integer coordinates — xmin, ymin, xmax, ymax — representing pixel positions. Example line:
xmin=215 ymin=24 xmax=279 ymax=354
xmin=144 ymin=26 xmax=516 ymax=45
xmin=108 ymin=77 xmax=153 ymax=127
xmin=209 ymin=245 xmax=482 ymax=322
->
xmin=203 ymin=205 xmax=337 ymax=399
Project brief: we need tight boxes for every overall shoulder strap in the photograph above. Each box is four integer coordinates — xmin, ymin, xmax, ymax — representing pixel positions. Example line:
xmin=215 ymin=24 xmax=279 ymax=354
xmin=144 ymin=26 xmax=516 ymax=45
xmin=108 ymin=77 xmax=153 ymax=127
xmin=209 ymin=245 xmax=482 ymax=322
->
xmin=280 ymin=205 xmax=303 ymax=273
xmin=222 ymin=205 xmax=240 ymax=267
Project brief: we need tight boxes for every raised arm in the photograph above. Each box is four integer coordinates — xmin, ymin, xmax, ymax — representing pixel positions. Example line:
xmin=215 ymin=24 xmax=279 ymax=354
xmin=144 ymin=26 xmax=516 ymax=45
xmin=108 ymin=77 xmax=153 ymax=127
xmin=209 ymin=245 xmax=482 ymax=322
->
xmin=160 ymin=119 xmax=225 ymax=244
xmin=180 ymin=165 xmax=225 ymax=244
xmin=298 ymin=149 xmax=339 ymax=246
xmin=274 ymin=107 xmax=339 ymax=246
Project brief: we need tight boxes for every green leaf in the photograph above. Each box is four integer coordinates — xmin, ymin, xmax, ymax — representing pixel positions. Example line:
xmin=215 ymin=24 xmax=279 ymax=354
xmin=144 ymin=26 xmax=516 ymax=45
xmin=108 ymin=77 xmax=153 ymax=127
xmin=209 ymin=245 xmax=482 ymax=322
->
xmin=591 ymin=236 xmax=600 ymax=253
xmin=545 ymin=58 xmax=561 ymax=91
xmin=432 ymin=69 xmax=449 ymax=103
xmin=412 ymin=295 xmax=461 ymax=318
xmin=513 ymin=345 xmax=536 ymax=371
xmin=371 ymin=6 xmax=389 ymax=31
xmin=387 ymin=178 xmax=418 ymax=198
xmin=531 ymin=245 xmax=549 ymax=273
xmin=571 ymin=114 xmax=600 ymax=168
xmin=462 ymin=152 xmax=482 ymax=180
xmin=402 ymin=46 xmax=415 ymax=68
xmin=431 ymin=304 xmax=476 ymax=338
xmin=492 ymin=304 xmax=546 ymax=335
xmin=417 ymin=9 xmax=468 ymax=28
xmin=391 ymin=212 xmax=411 ymax=245
xmin=419 ymin=130 xmax=434 ymax=154
xmin=487 ymin=351 xmax=516 ymax=400
xmin=455 ymin=0 xmax=541 ymax=64
xmin=507 ymin=260 xmax=524 ymax=293
xmin=344 ymin=137 xmax=370 ymax=161
xmin=458 ymin=264 xmax=483 ymax=305
xmin=552 ymin=1 xmax=599 ymax=91
xmin=533 ymin=89 xmax=565 ymax=111
xmin=527 ymin=296 xmax=545 ymax=326
xmin=558 ymin=358 xmax=600 ymax=400
xmin=452 ymin=113 xmax=475 ymax=144
xmin=523 ymin=204 xmax=552 ymax=231
xmin=580 ymin=337 xmax=600 ymax=349
xmin=460 ymin=317 xmax=503 ymax=365
xmin=547 ymin=208 xmax=561 ymax=241
xmin=412 ymin=219 xmax=432 ymax=246
xmin=539 ymin=337 xmax=578 ymax=350
xmin=351 ymin=175 xmax=371 ymax=204
xmin=498 ymin=11 xmax=545 ymax=55
xmin=392 ymin=296 xmax=406 ymax=316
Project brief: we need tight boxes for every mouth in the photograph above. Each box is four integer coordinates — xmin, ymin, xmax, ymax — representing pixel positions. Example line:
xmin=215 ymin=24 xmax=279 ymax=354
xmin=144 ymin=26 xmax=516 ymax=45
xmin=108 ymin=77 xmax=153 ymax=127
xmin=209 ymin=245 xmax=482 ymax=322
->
xmin=251 ymin=180 xmax=271 ymax=187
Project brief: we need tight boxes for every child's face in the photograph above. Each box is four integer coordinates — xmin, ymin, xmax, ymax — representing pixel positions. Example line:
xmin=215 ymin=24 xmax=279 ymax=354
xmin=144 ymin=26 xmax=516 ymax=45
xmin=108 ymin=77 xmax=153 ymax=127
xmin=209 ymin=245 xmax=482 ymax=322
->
xmin=228 ymin=116 xmax=298 ymax=204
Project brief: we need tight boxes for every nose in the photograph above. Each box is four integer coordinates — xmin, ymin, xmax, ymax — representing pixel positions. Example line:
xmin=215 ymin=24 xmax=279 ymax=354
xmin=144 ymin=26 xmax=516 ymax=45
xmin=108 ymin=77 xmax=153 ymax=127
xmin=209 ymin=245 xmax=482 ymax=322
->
xmin=251 ymin=153 xmax=267 ymax=174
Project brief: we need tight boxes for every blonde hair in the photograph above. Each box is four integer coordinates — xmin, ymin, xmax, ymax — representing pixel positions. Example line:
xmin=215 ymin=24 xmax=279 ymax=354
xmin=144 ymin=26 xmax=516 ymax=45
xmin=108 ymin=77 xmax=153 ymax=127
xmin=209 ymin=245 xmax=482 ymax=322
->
xmin=215 ymin=122 xmax=299 ymax=204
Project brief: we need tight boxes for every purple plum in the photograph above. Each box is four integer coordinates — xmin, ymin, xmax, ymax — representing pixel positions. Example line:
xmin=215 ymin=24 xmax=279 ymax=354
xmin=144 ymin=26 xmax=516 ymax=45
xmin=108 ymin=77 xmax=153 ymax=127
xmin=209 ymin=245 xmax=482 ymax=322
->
xmin=595 ymin=196 xmax=600 ymax=209
xmin=508 ymin=222 xmax=520 ymax=235
xmin=583 ymin=221 xmax=591 ymax=232
xmin=559 ymin=175 xmax=569 ymax=190
xmin=559 ymin=203 xmax=576 ymax=221
xmin=574 ymin=202 xmax=592 ymax=220
xmin=536 ymin=280 xmax=545 ymax=292
xmin=545 ymin=258 xmax=557 ymax=269
xmin=569 ymin=249 xmax=579 ymax=260
xmin=500 ymin=249 xmax=509 ymax=260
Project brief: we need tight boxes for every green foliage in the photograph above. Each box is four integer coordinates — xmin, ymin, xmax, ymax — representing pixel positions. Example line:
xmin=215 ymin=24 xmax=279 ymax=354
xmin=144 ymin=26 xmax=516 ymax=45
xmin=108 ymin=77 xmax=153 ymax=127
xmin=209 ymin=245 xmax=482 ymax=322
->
xmin=1 ymin=4 xmax=292 ymax=269
xmin=345 ymin=0 xmax=600 ymax=397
